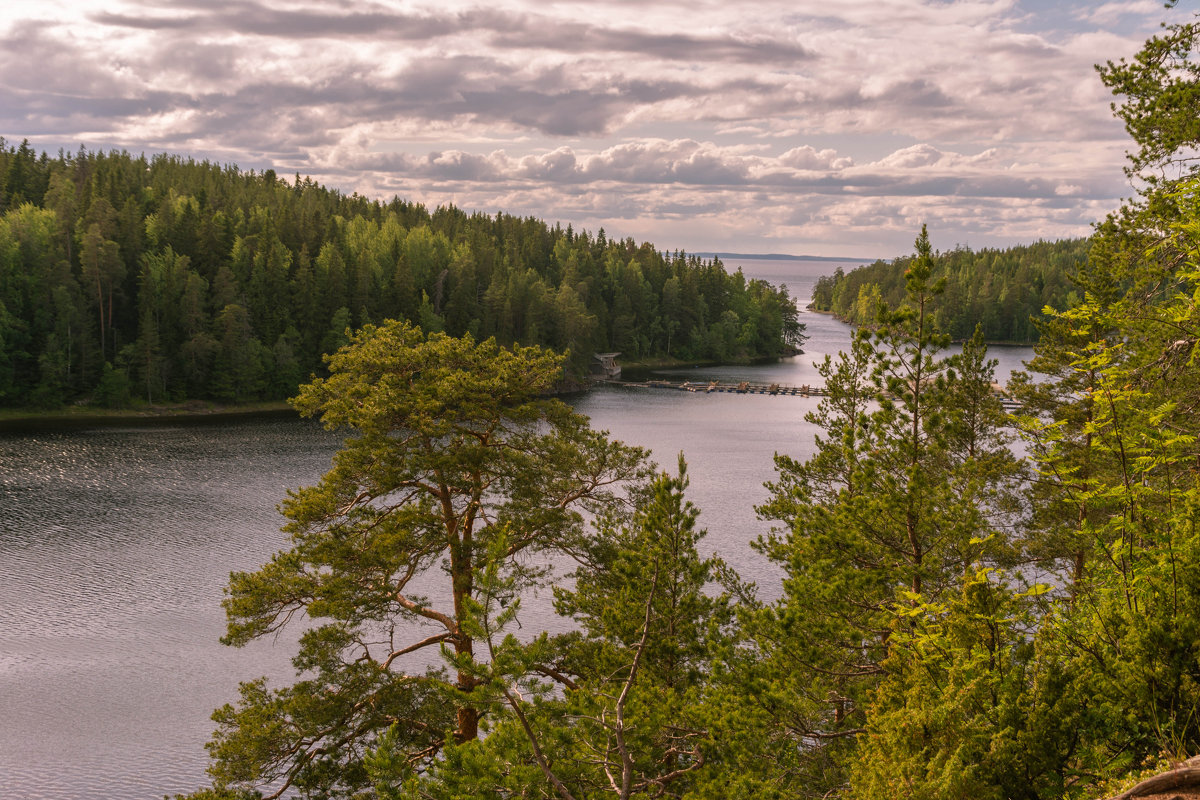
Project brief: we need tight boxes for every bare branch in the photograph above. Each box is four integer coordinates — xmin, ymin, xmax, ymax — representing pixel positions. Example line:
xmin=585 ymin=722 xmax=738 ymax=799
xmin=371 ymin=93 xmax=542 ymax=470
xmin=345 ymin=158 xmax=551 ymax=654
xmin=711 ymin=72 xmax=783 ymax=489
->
xmin=393 ymin=592 xmax=456 ymax=633
xmin=500 ymin=684 xmax=581 ymax=800
xmin=380 ymin=632 xmax=455 ymax=670
xmin=535 ymin=665 xmax=580 ymax=692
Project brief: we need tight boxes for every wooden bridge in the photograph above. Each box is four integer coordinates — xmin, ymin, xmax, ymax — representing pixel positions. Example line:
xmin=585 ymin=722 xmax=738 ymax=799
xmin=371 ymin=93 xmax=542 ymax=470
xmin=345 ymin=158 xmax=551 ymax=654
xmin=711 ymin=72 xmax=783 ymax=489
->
xmin=606 ymin=378 xmax=1022 ymax=410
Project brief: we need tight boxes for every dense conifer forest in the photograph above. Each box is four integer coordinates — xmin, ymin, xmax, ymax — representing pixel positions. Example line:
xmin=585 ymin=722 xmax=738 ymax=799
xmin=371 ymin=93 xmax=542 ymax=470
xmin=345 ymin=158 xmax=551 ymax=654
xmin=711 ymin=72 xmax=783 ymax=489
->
xmin=0 ymin=143 xmax=803 ymax=409
xmin=808 ymin=237 xmax=1089 ymax=342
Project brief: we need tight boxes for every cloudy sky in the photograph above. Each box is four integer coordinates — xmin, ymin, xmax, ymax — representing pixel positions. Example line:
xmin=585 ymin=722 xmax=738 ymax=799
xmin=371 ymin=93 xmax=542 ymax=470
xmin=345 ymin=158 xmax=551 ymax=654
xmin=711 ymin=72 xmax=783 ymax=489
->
xmin=1 ymin=0 xmax=1190 ymax=258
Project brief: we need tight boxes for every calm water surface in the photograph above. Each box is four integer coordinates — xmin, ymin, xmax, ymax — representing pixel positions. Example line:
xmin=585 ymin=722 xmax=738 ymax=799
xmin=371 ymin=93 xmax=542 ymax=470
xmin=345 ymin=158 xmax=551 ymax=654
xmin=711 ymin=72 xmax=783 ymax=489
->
xmin=0 ymin=256 xmax=1034 ymax=799
xmin=0 ymin=419 xmax=345 ymax=799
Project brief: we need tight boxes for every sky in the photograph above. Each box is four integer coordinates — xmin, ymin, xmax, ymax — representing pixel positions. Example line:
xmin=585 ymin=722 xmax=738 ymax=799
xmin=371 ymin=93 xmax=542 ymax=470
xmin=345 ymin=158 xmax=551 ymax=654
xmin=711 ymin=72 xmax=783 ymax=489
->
xmin=0 ymin=0 xmax=1192 ymax=259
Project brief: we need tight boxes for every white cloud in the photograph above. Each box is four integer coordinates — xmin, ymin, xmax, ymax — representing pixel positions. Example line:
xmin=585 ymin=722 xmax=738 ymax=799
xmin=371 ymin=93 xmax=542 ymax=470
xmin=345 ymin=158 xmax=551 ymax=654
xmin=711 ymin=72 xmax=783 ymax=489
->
xmin=875 ymin=144 xmax=946 ymax=169
xmin=1082 ymin=1 xmax=1164 ymax=28
xmin=1 ymin=0 xmax=1192 ymax=256
xmin=779 ymin=145 xmax=853 ymax=170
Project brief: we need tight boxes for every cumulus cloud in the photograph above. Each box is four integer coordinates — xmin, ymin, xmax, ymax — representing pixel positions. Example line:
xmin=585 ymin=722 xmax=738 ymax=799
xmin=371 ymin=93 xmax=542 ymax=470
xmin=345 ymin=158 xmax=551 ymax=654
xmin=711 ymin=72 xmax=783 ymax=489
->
xmin=1081 ymin=1 xmax=1164 ymax=28
xmin=779 ymin=146 xmax=852 ymax=170
xmin=1 ymin=0 xmax=1191 ymax=256
xmin=875 ymin=144 xmax=947 ymax=169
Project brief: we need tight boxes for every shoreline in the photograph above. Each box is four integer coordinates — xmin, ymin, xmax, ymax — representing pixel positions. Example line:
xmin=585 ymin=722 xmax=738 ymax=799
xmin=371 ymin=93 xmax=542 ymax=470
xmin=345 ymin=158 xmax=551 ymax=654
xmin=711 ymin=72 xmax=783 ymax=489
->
xmin=1 ymin=354 xmax=805 ymax=432
xmin=0 ymin=401 xmax=298 ymax=433
xmin=806 ymin=305 xmax=1037 ymax=348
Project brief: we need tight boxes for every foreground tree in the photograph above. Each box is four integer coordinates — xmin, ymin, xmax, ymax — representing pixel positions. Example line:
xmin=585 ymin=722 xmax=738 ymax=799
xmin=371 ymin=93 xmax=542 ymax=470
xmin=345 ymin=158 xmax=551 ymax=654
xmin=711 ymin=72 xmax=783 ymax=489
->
xmin=1024 ymin=182 xmax=1200 ymax=785
xmin=843 ymin=14 xmax=1200 ymax=797
xmin=197 ymin=321 xmax=647 ymax=799
xmin=385 ymin=457 xmax=731 ymax=799
xmin=751 ymin=227 xmax=1023 ymax=795
xmin=997 ymin=12 xmax=1200 ymax=784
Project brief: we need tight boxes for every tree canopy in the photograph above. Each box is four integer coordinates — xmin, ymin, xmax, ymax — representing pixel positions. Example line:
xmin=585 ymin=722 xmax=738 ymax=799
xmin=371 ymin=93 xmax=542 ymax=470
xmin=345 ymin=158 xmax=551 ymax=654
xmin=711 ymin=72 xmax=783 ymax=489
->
xmin=0 ymin=144 xmax=803 ymax=409
xmin=207 ymin=322 xmax=648 ymax=797
xmin=809 ymin=238 xmax=1088 ymax=344
xmin=183 ymin=10 xmax=1200 ymax=800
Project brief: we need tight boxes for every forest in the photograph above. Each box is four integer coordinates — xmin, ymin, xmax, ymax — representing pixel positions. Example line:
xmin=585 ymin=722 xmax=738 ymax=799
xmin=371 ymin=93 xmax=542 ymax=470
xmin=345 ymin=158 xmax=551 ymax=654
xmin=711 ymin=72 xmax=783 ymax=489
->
xmin=0 ymin=144 xmax=802 ymax=410
xmin=177 ymin=15 xmax=1200 ymax=800
xmin=808 ymin=237 xmax=1090 ymax=343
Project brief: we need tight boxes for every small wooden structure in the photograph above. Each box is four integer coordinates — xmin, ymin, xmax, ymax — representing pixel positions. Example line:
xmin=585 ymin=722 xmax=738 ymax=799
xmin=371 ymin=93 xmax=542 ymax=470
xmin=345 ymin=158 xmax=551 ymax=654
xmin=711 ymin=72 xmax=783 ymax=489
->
xmin=592 ymin=353 xmax=622 ymax=379
xmin=618 ymin=378 xmax=1019 ymax=407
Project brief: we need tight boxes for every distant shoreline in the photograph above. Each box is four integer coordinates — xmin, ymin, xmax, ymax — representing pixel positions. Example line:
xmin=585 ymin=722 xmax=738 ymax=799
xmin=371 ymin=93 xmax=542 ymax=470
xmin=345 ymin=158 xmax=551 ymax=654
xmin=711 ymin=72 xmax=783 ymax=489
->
xmin=692 ymin=252 xmax=877 ymax=263
xmin=1 ymin=354 xmax=809 ymax=431
xmin=0 ymin=402 xmax=298 ymax=433
xmin=806 ymin=305 xmax=1035 ymax=347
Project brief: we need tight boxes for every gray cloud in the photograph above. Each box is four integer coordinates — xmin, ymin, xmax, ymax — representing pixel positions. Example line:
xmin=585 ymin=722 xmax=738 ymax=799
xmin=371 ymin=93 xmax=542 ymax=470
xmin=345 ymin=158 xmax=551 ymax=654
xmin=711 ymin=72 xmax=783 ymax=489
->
xmin=91 ymin=1 xmax=810 ymax=65
xmin=863 ymin=79 xmax=957 ymax=110
xmin=315 ymin=139 xmax=1118 ymax=211
xmin=2 ymin=0 xmax=1189 ymax=256
xmin=91 ymin=12 xmax=200 ymax=30
xmin=489 ymin=23 xmax=812 ymax=64
xmin=92 ymin=3 xmax=464 ymax=39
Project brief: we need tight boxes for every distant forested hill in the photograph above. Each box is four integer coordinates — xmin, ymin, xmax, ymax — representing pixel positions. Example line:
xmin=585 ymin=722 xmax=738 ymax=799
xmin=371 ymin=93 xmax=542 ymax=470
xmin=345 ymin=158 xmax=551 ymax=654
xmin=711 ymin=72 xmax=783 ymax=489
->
xmin=0 ymin=139 xmax=802 ymax=409
xmin=808 ymin=238 xmax=1089 ymax=342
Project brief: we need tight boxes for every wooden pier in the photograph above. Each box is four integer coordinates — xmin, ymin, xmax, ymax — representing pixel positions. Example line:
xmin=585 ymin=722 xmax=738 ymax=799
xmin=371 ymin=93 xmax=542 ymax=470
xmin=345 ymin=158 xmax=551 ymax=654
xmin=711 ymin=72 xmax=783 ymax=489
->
xmin=618 ymin=379 xmax=830 ymax=396
xmin=606 ymin=378 xmax=1022 ymax=409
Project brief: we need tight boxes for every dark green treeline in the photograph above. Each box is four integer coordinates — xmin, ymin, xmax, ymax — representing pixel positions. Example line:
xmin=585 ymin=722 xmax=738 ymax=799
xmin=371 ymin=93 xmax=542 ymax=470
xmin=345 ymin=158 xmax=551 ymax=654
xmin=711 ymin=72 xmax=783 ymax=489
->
xmin=0 ymin=140 xmax=803 ymax=409
xmin=809 ymin=237 xmax=1089 ymax=342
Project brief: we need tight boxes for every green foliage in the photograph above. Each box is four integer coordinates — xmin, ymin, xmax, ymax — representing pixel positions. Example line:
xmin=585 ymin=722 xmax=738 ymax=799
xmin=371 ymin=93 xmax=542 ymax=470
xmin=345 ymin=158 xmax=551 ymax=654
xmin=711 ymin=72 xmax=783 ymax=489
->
xmin=1020 ymin=190 xmax=1200 ymax=780
xmin=991 ymin=16 xmax=1200 ymax=795
xmin=810 ymin=238 xmax=1088 ymax=344
xmin=1097 ymin=17 xmax=1200 ymax=184
xmin=752 ymin=227 xmax=1024 ymax=797
xmin=548 ymin=457 xmax=727 ymax=796
xmin=0 ymin=142 xmax=803 ymax=409
xmin=93 ymin=360 xmax=131 ymax=408
xmin=850 ymin=570 xmax=1085 ymax=800
xmin=166 ymin=14 xmax=1200 ymax=799
xmin=202 ymin=322 xmax=648 ymax=798
xmin=796 ymin=34 xmax=1200 ymax=793
xmin=387 ymin=458 xmax=730 ymax=800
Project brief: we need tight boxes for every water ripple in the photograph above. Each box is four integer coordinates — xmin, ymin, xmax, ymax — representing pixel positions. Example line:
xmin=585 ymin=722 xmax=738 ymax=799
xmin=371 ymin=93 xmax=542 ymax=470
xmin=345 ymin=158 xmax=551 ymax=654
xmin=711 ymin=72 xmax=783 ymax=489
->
xmin=0 ymin=418 xmax=342 ymax=800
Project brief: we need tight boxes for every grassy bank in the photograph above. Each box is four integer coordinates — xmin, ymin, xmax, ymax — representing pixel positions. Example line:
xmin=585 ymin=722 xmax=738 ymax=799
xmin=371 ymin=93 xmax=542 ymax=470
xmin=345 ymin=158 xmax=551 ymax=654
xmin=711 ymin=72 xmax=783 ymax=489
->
xmin=2 ymin=353 xmax=803 ymax=431
xmin=0 ymin=400 xmax=296 ymax=433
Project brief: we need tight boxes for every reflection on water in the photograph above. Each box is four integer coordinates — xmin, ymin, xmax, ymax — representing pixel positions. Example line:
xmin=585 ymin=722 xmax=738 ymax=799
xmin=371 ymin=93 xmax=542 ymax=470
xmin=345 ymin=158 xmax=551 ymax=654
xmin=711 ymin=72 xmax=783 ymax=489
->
xmin=0 ymin=256 xmax=1036 ymax=799
xmin=0 ymin=419 xmax=345 ymax=799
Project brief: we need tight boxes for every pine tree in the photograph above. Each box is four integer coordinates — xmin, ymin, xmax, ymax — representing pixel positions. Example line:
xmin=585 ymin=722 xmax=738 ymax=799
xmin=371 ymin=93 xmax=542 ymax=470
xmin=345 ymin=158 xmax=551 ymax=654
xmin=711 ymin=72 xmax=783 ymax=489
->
xmin=750 ymin=227 xmax=1021 ymax=794
xmin=198 ymin=322 xmax=647 ymax=798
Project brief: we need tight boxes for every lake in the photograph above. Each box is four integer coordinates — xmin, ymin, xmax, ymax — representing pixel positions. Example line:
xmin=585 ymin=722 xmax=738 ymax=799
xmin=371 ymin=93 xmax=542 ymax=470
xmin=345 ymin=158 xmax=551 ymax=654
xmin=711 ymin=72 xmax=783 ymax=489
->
xmin=0 ymin=256 xmax=1034 ymax=799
